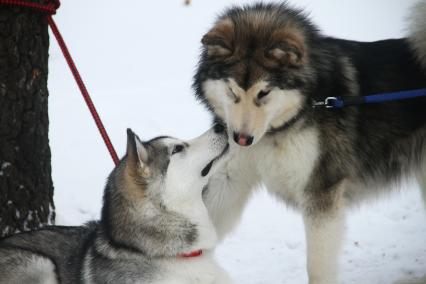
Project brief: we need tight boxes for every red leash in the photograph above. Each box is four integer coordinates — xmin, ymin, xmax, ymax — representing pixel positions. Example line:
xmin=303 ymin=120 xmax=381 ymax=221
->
xmin=47 ymin=16 xmax=120 ymax=165
xmin=0 ymin=0 xmax=120 ymax=166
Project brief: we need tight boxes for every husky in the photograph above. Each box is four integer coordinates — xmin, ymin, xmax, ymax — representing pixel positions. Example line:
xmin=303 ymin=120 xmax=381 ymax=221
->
xmin=194 ymin=2 xmax=426 ymax=284
xmin=0 ymin=127 xmax=233 ymax=284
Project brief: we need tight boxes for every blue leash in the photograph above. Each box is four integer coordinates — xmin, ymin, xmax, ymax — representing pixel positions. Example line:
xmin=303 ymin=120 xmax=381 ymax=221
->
xmin=313 ymin=88 xmax=426 ymax=109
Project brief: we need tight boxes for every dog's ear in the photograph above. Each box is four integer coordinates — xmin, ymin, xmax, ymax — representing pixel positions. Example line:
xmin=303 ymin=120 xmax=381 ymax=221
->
xmin=267 ymin=45 xmax=304 ymax=67
xmin=202 ymin=19 xmax=234 ymax=58
xmin=126 ymin=128 xmax=150 ymax=178
xmin=266 ymin=28 xmax=306 ymax=67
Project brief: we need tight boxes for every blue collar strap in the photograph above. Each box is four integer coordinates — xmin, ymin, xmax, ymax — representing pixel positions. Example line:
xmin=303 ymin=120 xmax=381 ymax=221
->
xmin=313 ymin=88 xmax=426 ymax=109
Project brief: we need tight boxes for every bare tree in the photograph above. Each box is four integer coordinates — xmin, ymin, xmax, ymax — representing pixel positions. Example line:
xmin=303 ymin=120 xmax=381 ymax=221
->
xmin=0 ymin=2 xmax=55 ymax=237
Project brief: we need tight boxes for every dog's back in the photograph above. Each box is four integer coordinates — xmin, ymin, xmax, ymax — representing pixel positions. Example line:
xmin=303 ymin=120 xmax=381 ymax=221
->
xmin=0 ymin=224 xmax=94 ymax=284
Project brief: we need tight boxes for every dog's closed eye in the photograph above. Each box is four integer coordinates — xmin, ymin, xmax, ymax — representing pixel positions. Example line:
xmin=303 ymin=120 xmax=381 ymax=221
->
xmin=172 ymin=145 xmax=184 ymax=155
xmin=257 ymin=90 xmax=271 ymax=100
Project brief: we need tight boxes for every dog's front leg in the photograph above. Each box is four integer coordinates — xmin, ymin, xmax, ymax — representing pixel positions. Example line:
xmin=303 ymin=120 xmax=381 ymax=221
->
xmin=303 ymin=189 xmax=346 ymax=284
xmin=203 ymin=150 xmax=260 ymax=241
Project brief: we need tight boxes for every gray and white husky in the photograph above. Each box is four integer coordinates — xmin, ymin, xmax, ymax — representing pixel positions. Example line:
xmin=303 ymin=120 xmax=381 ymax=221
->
xmin=0 ymin=127 xmax=233 ymax=284
xmin=194 ymin=2 xmax=426 ymax=284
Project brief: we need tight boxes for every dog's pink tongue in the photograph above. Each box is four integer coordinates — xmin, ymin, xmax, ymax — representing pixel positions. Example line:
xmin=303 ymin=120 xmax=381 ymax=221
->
xmin=238 ymin=136 xmax=248 ymax=146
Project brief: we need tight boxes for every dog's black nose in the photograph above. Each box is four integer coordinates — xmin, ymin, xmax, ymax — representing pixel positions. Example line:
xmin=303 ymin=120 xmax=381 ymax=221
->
xmin=233 ymin=132 xmax=254 ymax=146
xmin=214 ymin=123 xmax=226 ymax=133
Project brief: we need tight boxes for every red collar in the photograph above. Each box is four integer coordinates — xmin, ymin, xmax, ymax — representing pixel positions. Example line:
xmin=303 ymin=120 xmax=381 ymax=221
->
xmin=177 ymin=249 xmax=203 ymax=258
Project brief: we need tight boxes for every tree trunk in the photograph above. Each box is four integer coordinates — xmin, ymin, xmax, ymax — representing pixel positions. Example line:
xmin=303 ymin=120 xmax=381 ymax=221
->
xmin=0 ymin=3 xmax=55 ymax=238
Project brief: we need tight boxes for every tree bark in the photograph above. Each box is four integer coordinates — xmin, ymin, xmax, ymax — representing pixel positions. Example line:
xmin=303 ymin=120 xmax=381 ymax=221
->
xmin=0 ymin=3 xmax=55 ymax=237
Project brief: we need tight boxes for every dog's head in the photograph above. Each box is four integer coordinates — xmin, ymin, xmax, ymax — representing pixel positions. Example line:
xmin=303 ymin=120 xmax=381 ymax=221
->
xmin=102 ymin=127 xmax=229 ymax=256
xmin=194 ymin=3 xmax=320 ymax=146
xmin=122 ymin=127 xmax=229 ymax=208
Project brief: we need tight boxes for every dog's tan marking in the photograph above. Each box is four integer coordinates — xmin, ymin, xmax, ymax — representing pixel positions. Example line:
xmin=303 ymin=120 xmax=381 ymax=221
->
xmin=266 ymin=25 xmax=306 ymax=67
xmin=123 ymin=174 xmax=147 ymax=202
xmin=202 ymin=19 xmax=234 ymax=57
xmin=124 ymin=130 xmax=149 ymax=201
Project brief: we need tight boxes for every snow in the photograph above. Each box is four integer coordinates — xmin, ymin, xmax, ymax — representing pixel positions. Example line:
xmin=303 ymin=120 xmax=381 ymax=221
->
xmin=0 ymin=162 xmax=11 ymax=176
xmin=48 ymin=203 xmax=55 ymax=226
xmin=1 ymin=162 xmax=11 ymax=170
xmin=48 ymin=0 xmax=425 ymax=283
xmin=1 ymin=226 xmax=11 ymax=237
xmin=23 ymin=210 xmax=34 ymax=231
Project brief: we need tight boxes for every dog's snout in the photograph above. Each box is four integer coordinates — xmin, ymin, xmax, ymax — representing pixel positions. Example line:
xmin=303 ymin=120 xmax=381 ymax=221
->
xmin=214 ymin=123 xmax=226 ymax=134
xmin=233 ymin=132 xmax=254 ymax=146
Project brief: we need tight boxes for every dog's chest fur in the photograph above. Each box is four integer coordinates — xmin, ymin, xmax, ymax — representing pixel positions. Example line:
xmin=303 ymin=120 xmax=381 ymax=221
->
xmin=252 ymin=126 xmax=320 ymax=207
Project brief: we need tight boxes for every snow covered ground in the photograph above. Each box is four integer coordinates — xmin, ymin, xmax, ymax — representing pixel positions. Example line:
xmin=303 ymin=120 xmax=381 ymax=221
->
xmin=48 ymin=0 xmax=426 ymax=283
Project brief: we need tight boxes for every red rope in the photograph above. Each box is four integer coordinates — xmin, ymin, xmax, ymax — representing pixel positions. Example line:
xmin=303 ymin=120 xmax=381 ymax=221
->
xmin=47 ymin=16 xmax=120 ymax=165
xmin=0 ymin=0 xmax=120 ymax=166
xmin=0 ymin=0 xmax=59 ymax=14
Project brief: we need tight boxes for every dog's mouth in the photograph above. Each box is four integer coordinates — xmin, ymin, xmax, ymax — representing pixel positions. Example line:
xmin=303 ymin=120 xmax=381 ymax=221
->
xmin=201 ymin=143 xmax=229 ymax=177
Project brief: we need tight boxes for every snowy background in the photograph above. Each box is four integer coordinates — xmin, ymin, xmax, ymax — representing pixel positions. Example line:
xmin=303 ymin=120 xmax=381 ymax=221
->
xmin=48 ymin=0 xmax=426 ymax=283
